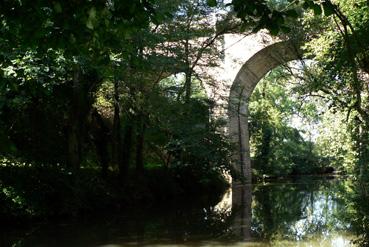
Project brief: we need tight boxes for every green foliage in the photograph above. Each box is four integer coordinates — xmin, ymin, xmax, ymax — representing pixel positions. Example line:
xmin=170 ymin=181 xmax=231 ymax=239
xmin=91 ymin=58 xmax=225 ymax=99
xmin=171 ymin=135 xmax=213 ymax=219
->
xmin=144 ymin=74 xmax=233 ymax=180
xmin=0 ymin=48 xmax=76 ymax=162
xmin=230 ymin=0 xmax=337 ymax=35
xmin=298 ymin=0 xmax=369 ymax=176
xmin=315 ymin=111 xmax=357 ymax=172
xmin=0 ymin=0 xmax=158 ymax=51
xmin=249 ymin=68 xmax=326 ymax=177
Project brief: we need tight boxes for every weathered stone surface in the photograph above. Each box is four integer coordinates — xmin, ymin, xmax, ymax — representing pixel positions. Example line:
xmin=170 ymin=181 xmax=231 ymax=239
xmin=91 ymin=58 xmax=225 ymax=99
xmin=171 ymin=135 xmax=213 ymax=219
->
xmin=228 ymin=41 xmax=302 ymax=182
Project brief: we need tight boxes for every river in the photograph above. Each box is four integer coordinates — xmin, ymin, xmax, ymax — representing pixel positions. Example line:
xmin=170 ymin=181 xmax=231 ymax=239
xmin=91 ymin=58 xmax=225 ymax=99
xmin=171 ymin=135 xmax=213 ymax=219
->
xmin=2 ymin=176 xmax=362 ymax=246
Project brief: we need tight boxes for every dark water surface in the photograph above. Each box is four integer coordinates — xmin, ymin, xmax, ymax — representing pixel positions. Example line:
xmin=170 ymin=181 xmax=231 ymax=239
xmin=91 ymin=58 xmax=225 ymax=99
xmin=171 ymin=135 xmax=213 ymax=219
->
xmin=2 ymin=177 xmax=358 ymax=246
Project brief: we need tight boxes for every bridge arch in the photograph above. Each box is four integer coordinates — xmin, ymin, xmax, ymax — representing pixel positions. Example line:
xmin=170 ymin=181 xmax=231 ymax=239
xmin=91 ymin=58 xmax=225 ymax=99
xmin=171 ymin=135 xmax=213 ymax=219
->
xmin=228 ymin=41 xmax=302 ymax=182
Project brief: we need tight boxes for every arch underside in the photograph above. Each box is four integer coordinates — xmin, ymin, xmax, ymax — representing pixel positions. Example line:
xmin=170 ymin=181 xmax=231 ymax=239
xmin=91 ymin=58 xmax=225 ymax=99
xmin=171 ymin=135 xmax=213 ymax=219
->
xmin=228 ymin=41 xmax=302 ymax=182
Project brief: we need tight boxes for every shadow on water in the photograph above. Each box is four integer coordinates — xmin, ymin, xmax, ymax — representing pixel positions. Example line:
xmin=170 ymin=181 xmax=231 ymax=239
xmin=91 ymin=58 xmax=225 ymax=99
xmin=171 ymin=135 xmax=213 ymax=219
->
xmin=1 ymin=176 xmax=364 ymax=246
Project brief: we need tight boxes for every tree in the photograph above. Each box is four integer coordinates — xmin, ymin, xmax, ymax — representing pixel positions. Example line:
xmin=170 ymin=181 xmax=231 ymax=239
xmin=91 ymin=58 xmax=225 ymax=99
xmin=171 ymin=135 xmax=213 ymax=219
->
xmin=297 ymin=0 xmax=369 ymax=176
xmin=157 ymin=0 xmax=235 ymax=103
xmin=0 ymin=0 xmax=158 ymax=171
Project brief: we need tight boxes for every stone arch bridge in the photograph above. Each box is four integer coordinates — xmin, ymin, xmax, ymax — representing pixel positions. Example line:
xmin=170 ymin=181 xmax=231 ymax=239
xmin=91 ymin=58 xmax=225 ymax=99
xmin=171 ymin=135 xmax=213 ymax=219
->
xmin=227 ymin=40 xmax=302 ymax=182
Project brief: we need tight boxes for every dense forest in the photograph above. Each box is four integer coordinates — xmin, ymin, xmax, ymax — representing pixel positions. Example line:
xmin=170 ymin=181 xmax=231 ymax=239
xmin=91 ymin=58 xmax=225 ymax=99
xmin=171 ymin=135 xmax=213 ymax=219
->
xmin=1 ymin=0 xmax=369 ymax=245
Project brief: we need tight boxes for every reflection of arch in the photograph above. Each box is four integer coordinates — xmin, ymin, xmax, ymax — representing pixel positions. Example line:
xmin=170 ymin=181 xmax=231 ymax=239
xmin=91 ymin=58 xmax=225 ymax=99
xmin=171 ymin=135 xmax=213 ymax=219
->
xmin=228 ymin=41 xmax=302 ymax=182
xmin=232 ymin=184 xmax=252 ymax=240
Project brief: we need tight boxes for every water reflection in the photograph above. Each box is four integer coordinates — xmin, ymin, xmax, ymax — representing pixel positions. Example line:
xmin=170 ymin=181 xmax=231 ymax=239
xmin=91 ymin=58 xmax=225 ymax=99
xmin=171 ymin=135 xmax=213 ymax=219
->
xmin=212 ymin=178 xmax=354 ymax=246
xmin=230 ymin=184 xmax=252 ymax=241
xmin=2 ymin=177 xmax=361 ymax=246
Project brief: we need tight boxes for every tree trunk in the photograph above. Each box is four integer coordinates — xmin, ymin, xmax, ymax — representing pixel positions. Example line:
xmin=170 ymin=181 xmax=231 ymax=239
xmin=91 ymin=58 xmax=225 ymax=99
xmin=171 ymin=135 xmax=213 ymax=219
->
xmin=112 ymin=79 xmax=125 ymax=177
xmin=67 ymin=63 xmax=101 ymax=172
xmin=184 ymin=37 xmax=192 ymax=103
xmin=67 ymin=65 xmax=82 ymax=170
xmin=135 ymin=114 xmax=146 ymax=175
xmin=184 ymin=69 xmax=192 ymax=103
xmin=121 ymin=120 xmax=133 ymax=178
xmin=97 ymin=139 xmax=109 ymax=178
xmin=91 ymin=109 xmax=110 ymax=177
xmin=68 ymin=125 xmax=81 ymax=171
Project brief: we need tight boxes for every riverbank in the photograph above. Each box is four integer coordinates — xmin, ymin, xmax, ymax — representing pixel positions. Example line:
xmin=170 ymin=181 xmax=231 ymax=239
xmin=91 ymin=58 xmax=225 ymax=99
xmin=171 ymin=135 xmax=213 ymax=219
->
xmin=0 ymin=161 xmax=229 ymax=224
